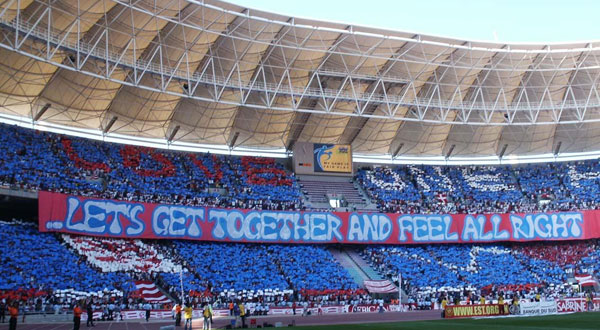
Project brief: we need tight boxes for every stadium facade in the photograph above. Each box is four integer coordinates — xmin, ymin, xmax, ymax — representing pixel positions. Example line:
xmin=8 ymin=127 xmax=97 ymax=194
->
xmin=1 ymin=0 xmax=600 ymax=164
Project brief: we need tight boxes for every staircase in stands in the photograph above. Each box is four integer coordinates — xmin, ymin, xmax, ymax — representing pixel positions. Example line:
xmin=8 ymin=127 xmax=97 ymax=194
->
xmin=298 ymin=175 xmax=371 ymax=210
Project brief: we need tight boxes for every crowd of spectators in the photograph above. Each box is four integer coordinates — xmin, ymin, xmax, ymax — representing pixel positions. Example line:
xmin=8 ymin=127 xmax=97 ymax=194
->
xmin=0 ymin=217 xmax=362 ymax=308
xmin=5 ymin=123 xmax=600 ymax=215
xmin=167 ymin=242 xmax=358 ymax=302
xmin=358 ymin=159 xmax=600 ymax=214
xmin=0 ymin=220 xmax=133 ymax=303
xmin=362 ymin=241 xmax=599 ymax=303
xmin=0 ymin=124 xmax=301 ymax=211
xmin=267 ymin=245 xmax=358 ymax=291
xmin=2 ymin=218 xmax=600 ymax=314
xmin=6 ymin=123 xmax=600 ymax=314
xmin=356 ymin=167 xmax=421 ymax=213
xmin=62 ymin=235 xmax=184 ymax=274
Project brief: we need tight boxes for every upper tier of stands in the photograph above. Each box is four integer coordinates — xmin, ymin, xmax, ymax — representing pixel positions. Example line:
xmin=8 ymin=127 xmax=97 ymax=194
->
xmin=2 ymin=123 xmax=600 ymax=214
xmin=0 ymin=123 xmax=301 ymax=210
xmin=300 ymin=178 xmax=366 ymax=206
xmin=357 ymin=162 xmax=600 ymax=214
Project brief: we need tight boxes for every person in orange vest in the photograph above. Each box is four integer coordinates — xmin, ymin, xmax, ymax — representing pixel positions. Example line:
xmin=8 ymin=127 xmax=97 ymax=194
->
xmin=174 ymin=304 xmax=182 ymax=326
xmin=8 ymin=302 xmax=18 ymax=330
xmin=228 ymin=302 xmax=234 ymax=316
xmin=73 ymin=303 xmax=83 ymax=330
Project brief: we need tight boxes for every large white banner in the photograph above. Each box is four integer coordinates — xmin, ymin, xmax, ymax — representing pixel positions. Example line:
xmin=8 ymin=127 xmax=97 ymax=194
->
xmin=79 ymin=304 xmax=410 ymax=320
xmin=520 ymin=301 xmax=558 ymax=316
xmin=80 ymin=309 xmax=231 ymax=321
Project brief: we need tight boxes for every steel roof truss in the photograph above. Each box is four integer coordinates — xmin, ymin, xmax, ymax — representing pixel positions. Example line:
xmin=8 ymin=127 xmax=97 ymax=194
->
xmin=188 ymin=55 xmax=213 ymax=96
xmin=108 ymin=38 xmax=134 ymax=78
xmin=360 ymin=78 xmax=382 ymax=115
xmin=134 ymin=41 xmax=160 ymax=84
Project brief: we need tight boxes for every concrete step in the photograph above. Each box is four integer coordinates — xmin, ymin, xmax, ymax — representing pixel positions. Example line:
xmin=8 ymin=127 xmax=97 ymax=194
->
xmin=329 ymin=248 xmax=369 ymax=287
xmin=345 ymin=250 xmax=383 ymax=280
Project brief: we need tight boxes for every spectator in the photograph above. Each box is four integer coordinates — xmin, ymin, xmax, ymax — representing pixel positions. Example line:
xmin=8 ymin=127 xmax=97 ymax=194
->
xmin=202 ymin=302 xmax=211 ymax=330
xmin=8 ymin=302 xmax=18 ymax=330
xmin=73 ymin=303 xmax=82 ymax=330
xmin=183 ymin=304 xmax=192 ymax=330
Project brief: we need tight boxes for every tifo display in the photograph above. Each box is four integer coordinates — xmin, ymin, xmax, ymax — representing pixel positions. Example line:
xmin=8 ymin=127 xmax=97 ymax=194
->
xmin=1 ymin=219 xmax=600 ymax=319
xmin=1 ymin=123 xmax=600 ymax=215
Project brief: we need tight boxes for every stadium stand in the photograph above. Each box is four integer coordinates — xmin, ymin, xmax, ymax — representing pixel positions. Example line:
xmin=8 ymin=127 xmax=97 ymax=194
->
xmin=561 ymin=161 xmax=600 ymax=204
xmin=408 ymin=165 xmax=461 ymax=214
xmin=62 ymin=235 xmax=183 ymax=274
xmin=168 ymin=241 xmax=359 ymax=302
xmin=356 ymin=166 xmax=421 ymax=213
xmin=2 ymin=216 xmax=600 ymax=311
xmin=0 ymin=220 xmax=133 ymax=295
xmin=356 ymin=160 xmax=600 ymax=214
xmin=4 ymin=123 xmax=600 ymax=214
xmin=226 ymin=156 xmax=302 ymax=210
xmin=4 ymin=123 xmax=600 ymax=311
xmin=0 ymin=123 xmax=300 ymax=210
xmin=268 ymin=245 xmax=359 ymax=291
xmin=363 ymin=243 xmax=574 ymax=299
xmin=0 ymin=221 xmax=360 ymax=304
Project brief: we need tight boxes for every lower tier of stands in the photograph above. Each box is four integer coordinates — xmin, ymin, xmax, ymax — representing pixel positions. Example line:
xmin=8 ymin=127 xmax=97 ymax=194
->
xmin=1 ymin=220 xmax=598 ymax=311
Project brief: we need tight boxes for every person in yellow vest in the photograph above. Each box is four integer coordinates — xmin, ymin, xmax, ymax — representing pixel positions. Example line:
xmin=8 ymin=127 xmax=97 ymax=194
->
xmin=535 ymin=293 xmax=541 ymax=302
xmin=498 ymin=295 xmax=505 ymax=315
xmin=202 ymin=303 xmax=212 ymax=330
xmin=441 ymin=297 xmax=448 ymax=318
xmin=239 ymin=302 xmax=246 ymax=328
xmin=479 ymin=295 xmax=486 ymax=305
xmin=511 ymin=295 xmax=520 ymax=315
xmin=183 ymin=304 xmax=193 ymax=330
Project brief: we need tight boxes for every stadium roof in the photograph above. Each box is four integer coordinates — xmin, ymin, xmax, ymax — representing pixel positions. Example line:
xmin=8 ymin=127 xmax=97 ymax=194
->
xmin=1 ymin=0 xmax=600 ymax=162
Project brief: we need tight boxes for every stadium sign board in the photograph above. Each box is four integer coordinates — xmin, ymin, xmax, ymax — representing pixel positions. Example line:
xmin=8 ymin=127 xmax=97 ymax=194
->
xmin=293 ymin=142 xmax=353 ymax=176
xmin=313 ymin=144 xmax=352 ymax=173
xmin=519 ymin=301 xmax=558 ymax=315
xmin=444 ymin=304 xmax=509 ymax=318
xmin=556 ymin=298 xmax=600 ymax=312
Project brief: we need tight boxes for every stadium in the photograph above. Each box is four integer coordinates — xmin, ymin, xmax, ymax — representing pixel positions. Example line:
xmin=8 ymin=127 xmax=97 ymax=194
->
xmin=0 ymin=0 xmax=600 ymax=329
